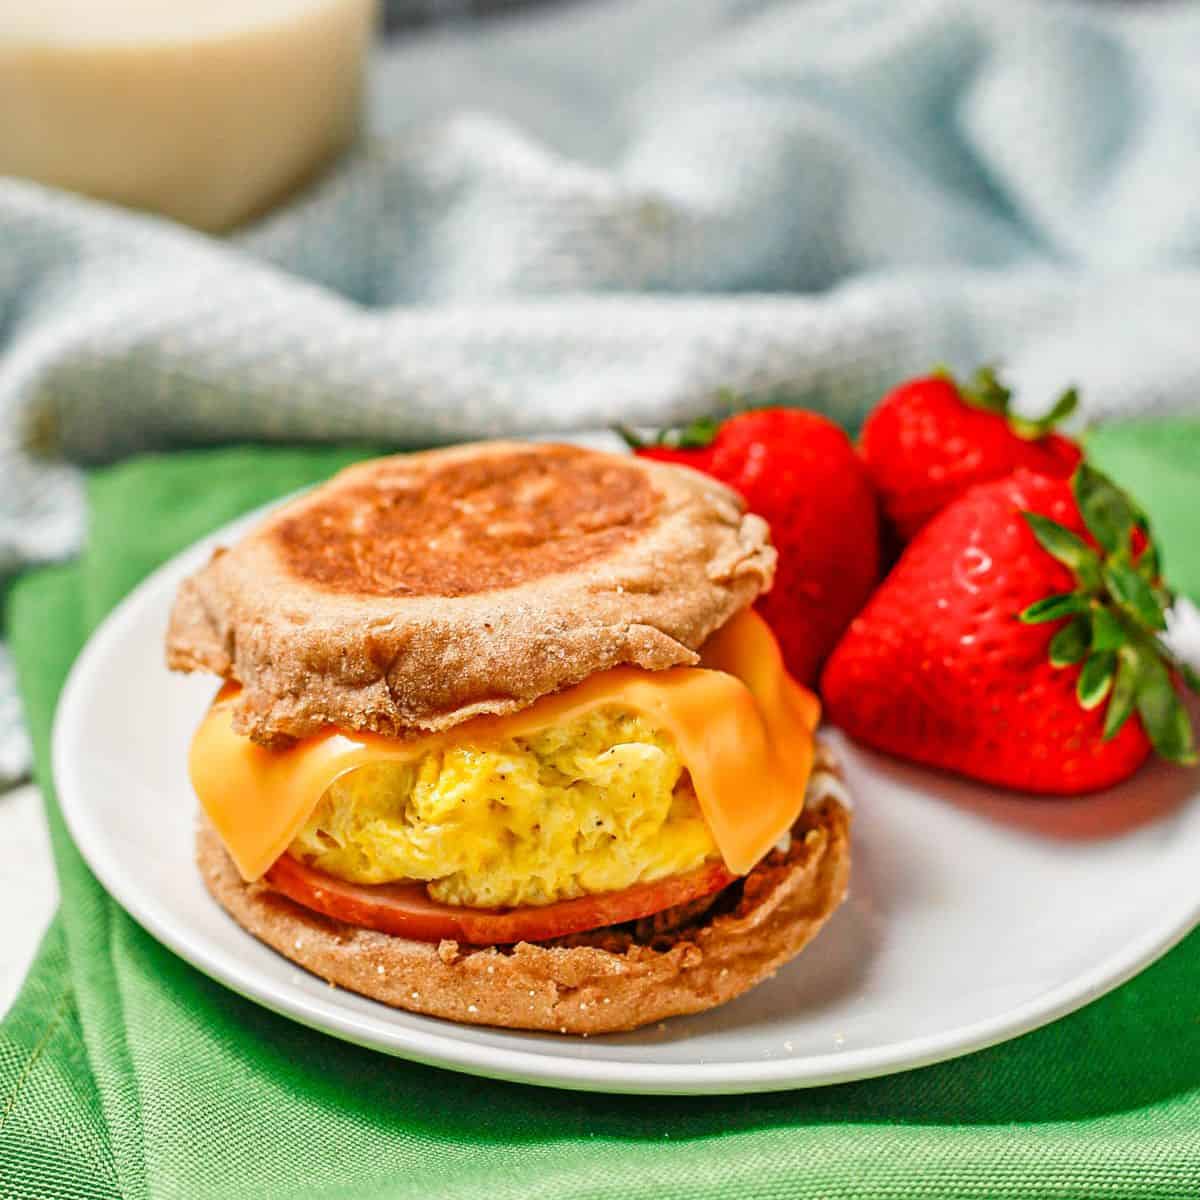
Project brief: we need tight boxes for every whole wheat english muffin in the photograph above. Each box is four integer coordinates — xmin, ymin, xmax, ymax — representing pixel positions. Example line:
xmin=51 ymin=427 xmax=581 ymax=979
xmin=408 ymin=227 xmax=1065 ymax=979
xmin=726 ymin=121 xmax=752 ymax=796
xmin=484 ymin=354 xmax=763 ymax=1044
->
xmin=173 ymin=440 xmax=851 ymax=1034
xmin=167 ymin=441 xmax=775 ymax=745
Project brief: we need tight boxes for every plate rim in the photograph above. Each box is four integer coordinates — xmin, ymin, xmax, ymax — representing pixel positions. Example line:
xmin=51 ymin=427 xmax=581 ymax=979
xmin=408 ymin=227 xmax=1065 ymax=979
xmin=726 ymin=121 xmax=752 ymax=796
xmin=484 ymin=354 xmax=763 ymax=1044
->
xmin=52 ymin=493 xmax=1200 ymax=1096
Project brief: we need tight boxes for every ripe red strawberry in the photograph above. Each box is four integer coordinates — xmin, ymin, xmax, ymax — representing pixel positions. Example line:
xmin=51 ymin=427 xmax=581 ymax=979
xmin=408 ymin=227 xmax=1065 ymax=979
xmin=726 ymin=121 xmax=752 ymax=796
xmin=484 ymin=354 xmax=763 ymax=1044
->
xmin=821 ymin=465 xmax=1198 ymax=794
xmin=625 ymin=408 xmax=880 ymax=686
xmin=861 ymin=367 xmax=1082 ymax=542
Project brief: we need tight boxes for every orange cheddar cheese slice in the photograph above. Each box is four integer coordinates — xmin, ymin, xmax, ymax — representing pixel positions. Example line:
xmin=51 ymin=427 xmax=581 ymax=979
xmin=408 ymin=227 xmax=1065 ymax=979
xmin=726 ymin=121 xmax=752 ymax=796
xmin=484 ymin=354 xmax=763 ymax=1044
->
xmin=189 ymin=608 xmax=820 ymax=884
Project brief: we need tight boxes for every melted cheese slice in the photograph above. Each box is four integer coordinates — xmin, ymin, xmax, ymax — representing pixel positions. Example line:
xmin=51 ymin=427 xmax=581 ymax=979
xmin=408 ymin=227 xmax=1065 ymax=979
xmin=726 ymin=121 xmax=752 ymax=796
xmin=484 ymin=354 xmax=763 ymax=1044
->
xmin=189 ymin=609 xmax=820 ymax=885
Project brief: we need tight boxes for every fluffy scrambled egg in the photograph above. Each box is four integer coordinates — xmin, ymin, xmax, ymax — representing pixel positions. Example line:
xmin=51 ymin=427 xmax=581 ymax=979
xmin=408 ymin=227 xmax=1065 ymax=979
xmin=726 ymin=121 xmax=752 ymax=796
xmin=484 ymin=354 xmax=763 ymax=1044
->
xmin=289 ymin=708 xmax=718 ymax=907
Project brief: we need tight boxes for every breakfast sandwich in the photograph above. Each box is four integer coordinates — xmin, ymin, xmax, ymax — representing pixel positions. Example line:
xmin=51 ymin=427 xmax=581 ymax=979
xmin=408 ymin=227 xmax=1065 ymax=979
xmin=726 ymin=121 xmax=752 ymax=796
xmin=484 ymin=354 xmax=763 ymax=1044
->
xmin=167 ymin=441 xmax=851 ymax=1034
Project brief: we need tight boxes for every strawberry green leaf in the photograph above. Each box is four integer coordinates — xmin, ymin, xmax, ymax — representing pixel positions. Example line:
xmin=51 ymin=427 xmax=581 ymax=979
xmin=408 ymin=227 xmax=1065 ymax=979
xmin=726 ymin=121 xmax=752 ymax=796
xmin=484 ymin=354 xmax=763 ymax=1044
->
xmin=1043 ymin=386 xmax=1080 ymax=427
xmin=1020 ymin=592 xmax=1086 ymax=625
xmin=1074 ymin=463 xmax=1135 ymax=555
xmin=1010 ymin=388 xmax=1080 ymax=441
xmin=618 ymin=414 xmax=721 ymax=451
xmin=1049 ymin=615 xmax=1091 ymax=666
xmin=1136 ymin=660 xmax=1198 ymax=765
xmin=670 ymin=415 xmax=721 ymax=448
xmin=1104 ymin=563 xmax=1168 ymax=631
xmin=1182 ymin=661 xmax=1200 ymax=695
xmin=1021 ymin=513 xmax=1103 ymax=588
xmin=1104 ymin=647 xmax=1141 ymax=740
xmin=1077 ymin=650 xmax=1116 ymax=710
xmin=1149 ymin=638 xmax=1200 ymax=697
xmin=1089 ymin=605 xmax=1127 ymax=652
xmin=962 ymin=365 xmax=1011 ymax=414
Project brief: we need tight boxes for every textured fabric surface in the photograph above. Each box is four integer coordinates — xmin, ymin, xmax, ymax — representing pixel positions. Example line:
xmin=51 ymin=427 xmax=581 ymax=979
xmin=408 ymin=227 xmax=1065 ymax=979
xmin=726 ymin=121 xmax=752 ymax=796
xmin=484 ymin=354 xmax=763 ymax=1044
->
xmin=2 ymin=431 xmax=1200 ymax=1200
xmin=5 ymin=0 xmax=1200 ymax=779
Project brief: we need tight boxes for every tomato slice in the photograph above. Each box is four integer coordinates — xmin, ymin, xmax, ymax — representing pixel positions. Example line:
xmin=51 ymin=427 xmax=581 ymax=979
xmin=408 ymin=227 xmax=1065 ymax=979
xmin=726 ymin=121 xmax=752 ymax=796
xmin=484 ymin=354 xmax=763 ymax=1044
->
xmin=264 ymin=854 xmax=736 ymax=946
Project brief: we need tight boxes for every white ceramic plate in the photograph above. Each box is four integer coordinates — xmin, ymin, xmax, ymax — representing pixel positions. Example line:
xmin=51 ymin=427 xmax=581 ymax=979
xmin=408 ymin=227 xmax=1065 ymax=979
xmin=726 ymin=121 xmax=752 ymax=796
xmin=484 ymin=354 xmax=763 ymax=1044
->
xmin=54 ymin=442 xmax=1200 ymax=1095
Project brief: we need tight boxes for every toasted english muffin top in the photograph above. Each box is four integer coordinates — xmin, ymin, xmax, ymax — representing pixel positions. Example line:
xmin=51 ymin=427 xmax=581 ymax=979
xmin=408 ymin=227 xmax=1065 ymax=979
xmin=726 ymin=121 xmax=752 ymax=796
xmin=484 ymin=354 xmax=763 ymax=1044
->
xmin=167 ymin=441 xmax=775 ymax=744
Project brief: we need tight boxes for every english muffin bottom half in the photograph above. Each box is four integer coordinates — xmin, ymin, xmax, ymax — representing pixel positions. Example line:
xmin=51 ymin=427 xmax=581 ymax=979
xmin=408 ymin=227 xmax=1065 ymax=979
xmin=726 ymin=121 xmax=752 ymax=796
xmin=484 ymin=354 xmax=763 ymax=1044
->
xmin=168 ymin=441 xmax=852 ymax=1034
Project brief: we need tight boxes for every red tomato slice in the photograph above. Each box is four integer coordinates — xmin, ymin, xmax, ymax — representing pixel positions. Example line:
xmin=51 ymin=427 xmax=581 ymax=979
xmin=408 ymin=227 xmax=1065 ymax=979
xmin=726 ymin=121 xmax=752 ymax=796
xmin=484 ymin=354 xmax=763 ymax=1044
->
xmin=265 ymin=854 xmax=736 ymax=945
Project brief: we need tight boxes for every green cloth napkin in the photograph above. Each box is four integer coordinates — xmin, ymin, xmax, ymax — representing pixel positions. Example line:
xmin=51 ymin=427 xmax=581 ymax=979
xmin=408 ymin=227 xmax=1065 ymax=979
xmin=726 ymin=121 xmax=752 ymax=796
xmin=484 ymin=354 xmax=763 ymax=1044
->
xmin=3 ymin=429 xmax=1200 ymax=1200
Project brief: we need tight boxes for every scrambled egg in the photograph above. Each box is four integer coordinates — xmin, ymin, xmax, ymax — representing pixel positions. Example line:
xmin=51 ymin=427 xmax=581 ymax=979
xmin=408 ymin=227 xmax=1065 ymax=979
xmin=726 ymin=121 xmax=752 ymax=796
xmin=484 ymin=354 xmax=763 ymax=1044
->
xmin=289 ymin=708 xmax=718 ymax=907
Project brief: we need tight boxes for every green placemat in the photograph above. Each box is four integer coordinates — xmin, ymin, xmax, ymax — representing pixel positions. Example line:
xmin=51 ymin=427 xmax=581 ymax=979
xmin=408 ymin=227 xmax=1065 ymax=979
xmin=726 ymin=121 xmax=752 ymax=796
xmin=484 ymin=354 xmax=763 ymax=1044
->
xmin=2 ymin=429 xmax=1200 ymax=1200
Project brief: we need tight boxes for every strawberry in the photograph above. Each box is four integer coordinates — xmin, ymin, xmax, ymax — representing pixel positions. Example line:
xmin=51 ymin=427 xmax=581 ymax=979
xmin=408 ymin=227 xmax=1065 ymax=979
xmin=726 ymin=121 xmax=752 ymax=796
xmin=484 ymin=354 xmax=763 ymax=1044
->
xmin=860 ymin=367 xmax=1082 ymax=542
xmin=623 ymin=408 xmax=880 ymax=686
xmin=821 ymin=464 xmax=1199 ymax=794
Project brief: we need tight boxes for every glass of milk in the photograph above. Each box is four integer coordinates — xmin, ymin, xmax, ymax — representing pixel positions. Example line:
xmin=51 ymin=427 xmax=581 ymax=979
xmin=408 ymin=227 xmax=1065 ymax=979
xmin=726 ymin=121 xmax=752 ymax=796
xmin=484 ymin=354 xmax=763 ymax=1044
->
xmin=0 ymin=0 xmax=379 ymax=231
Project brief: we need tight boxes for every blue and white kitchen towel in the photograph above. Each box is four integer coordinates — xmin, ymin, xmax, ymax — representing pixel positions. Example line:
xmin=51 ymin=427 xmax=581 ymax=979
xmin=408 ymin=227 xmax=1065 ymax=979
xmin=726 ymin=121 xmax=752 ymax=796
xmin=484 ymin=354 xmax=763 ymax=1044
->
xmin=4 ymin=0 xmax=1200 ymax=782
